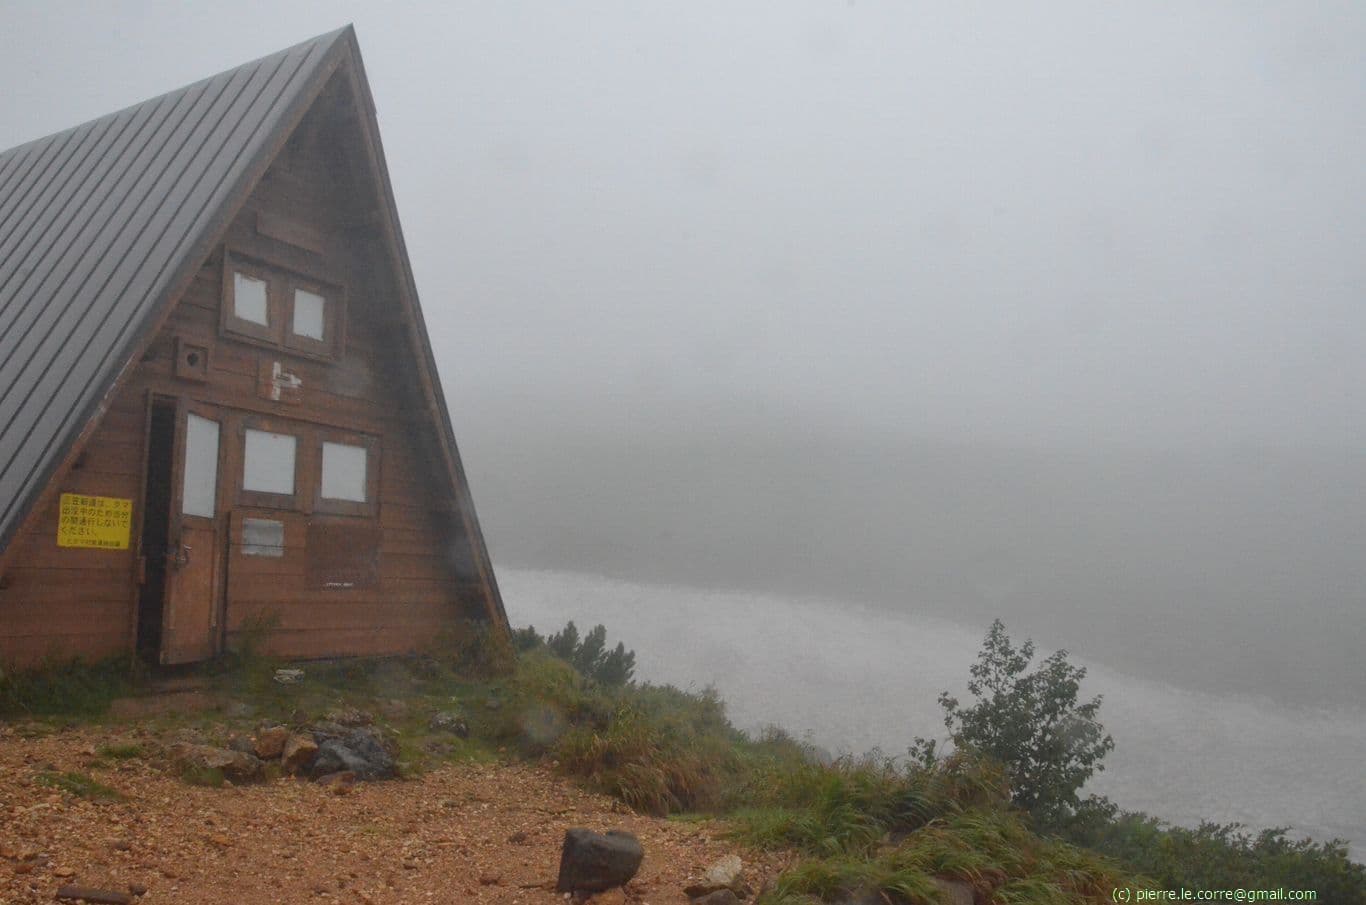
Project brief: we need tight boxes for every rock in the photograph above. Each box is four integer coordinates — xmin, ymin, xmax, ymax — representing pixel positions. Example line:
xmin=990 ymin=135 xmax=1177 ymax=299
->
xmin=253 ymin=725 xmax=289 ymax=759
xmin=310 ymin=728 xmax=395 ymax=780
xmin=309 ymin=720 xmax=349 ymax=741
xmin=684 ymin=854 xmax=747 ymax=898
xmin=555 ymin=828 xmax=644 ymax=893
xmin=226 ymin=734 xmax=255 ymax=755
xmin=324 ymin=707 xmax=373 ymax=727
xmin=281 ymin=734 xmax=319 ymax=774
xmin=311 ymin=739 xmax=366 ymax=777
xmin=691 ymin=892 xmax=740 ymax=905
xmin=316 ymin=771 xmax=357 ymax=794
xmin=932 ymin=878 xmax=975 ymax=905
xmin=273 ymin=668 xmax=305 ymax=685
xmin=53 ymin=866 xmax=75 ymax=877
xmin=428 ymin=710 xmax=469 ymax=738
xmin=483 ymin=696 xmax=502 ymax=711
xmin=128 ymin=883 xmax=148 ymax=897
xmin=168 ymin=742 xmax=263 ymax=784
xmin=588 ymin=890 xmax=627 ymax=905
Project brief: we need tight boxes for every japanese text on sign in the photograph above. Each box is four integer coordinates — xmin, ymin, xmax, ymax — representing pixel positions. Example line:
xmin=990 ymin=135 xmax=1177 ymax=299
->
xmin=57 ymin=493 xmax=133 ymax=549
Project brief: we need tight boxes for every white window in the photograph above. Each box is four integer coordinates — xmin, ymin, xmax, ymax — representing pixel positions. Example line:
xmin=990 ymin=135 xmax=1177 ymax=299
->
xmin=242 ymin=429 xmax=296 ymax=495
xmin=232 ymin=271 xmax=269 ymax=326
xmin=320 ymin=441 xmax=368 ymax=502
xmin=182 ymin=414 xmax=220 ymax=517
xmin=292 ymin=288 xmax=326 ymax=340
xmin=241 ymin=518 xmax=285 ymax=557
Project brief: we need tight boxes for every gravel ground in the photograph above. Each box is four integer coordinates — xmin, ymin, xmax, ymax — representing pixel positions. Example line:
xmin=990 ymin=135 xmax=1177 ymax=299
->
xmin=0 ymin=724 xmax=788 ymax=905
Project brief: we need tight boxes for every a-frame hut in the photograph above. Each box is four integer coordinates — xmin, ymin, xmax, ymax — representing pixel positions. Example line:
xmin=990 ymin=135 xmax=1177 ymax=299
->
xmin=0 ymin=26 xmax=507 ymax=667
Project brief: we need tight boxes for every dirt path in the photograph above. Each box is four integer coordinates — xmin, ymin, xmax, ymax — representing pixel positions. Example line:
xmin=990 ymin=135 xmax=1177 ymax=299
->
xmin=0 ymin=725 xmax=786 ymax=904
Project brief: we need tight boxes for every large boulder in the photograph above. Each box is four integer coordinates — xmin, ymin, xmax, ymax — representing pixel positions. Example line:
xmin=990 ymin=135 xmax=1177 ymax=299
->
xmin=309 ymin=727 xmax=395 ymax=780
xmin=555 ymin=829 xmax=644 ymax=893
xmin=168 ymin=743 xmax=263 ymax=784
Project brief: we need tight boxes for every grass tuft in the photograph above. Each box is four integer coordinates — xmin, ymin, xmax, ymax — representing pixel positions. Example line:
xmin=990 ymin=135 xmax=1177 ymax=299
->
xmin=0 ymin=657 xmax=141 ymax=717
xmin=97 ymin=742 xmax=144 ymax=760
xmin=36 ymin=770 xmax=125 ymax=801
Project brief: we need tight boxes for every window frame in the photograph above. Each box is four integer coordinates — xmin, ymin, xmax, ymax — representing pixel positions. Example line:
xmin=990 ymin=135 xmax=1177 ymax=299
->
xmin=221 ymin=250 xmax=345 ymax=361
xmin=284 ymin=274 xmax=341 ymax=357
xmin=235 ymin=415 xmax=308 ymax=512
xmin=228 ymin=413 xmax=380 ymax=520
xmin=312 ymin=428 xmax=380 ymax=518
xmin=222 ymin=258 xmax=278 ymax=345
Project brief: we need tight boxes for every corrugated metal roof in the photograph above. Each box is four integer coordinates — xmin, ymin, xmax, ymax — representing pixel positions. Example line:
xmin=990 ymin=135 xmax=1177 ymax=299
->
xmin=0 ymin=27 xmax=350 ymax=551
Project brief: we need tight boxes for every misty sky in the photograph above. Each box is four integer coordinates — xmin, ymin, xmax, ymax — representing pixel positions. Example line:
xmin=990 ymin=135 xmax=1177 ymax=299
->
xmin=3 ymin=2 xmax=1362 ymax=453
xmin=2 ymin=3 xmax=1364 ymax=704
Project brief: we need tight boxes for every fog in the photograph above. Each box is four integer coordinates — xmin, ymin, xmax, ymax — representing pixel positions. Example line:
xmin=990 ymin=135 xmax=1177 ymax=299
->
xmin=2 ymin=0 xmax=1362 ymax=846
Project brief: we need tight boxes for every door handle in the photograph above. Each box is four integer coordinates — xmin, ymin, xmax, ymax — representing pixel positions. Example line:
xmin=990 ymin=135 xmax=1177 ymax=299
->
xmin=168 ymin=544 xmax=191 ymax=569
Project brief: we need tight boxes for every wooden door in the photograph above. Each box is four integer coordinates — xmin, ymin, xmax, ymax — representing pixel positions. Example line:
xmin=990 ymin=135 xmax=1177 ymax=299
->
xmin=161 ymin=402 xmax=224 ymax=664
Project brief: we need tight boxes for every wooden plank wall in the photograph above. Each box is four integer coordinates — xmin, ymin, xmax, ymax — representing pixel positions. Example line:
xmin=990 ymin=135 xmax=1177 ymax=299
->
xmin=0 ymin=84 xmax=491 ymax=668
xmin=0 ymin=400 xmax=144 ymax=665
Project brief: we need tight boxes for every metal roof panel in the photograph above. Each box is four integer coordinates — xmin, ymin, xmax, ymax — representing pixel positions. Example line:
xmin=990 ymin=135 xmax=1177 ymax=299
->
xmin=0 ymin=28 xmax=349 ymax=549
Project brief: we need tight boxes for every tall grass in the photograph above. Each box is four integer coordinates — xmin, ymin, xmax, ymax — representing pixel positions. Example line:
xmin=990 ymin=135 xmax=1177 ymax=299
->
xmin=493 ymin=650 xmax=744 ymax=814
xmin=0 ymin=656 xmax=140 ymax=717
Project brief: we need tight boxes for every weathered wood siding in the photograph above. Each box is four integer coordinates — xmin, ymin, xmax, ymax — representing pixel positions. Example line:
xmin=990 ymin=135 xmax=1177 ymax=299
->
xmin=0 ymin=88 xmax=490 ymax=667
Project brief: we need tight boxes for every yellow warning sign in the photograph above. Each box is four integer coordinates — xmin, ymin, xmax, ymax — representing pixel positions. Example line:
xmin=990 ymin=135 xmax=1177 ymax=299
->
xmin=57 ymin=493 xmax=133 ymax=550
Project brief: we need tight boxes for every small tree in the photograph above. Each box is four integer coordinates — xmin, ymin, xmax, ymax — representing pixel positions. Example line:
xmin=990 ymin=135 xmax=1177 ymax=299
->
xmin=539 ymin=620 xmax=636 ymax=687
xmin=573 ymin=624 xmax=609 ymax=676
xmin=546 ymin=621 xmax=580 ymax=661
xmin=937 ymin=619 xmax=1114 ymax=824
xmin=595 ymin=641 xmax=636 ymax=687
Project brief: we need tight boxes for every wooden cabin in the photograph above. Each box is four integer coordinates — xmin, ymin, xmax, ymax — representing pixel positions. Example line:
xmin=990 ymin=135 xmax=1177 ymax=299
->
xmin=0 ymin=27 xmax=507 ymax=667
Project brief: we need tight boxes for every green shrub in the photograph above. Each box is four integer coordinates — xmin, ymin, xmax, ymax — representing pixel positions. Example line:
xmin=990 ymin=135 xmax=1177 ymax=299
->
xmin=1058 ymin=802 xmax=1366 ymax=904
xmin=930 ymin=619 xmax=1114 ymax=825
